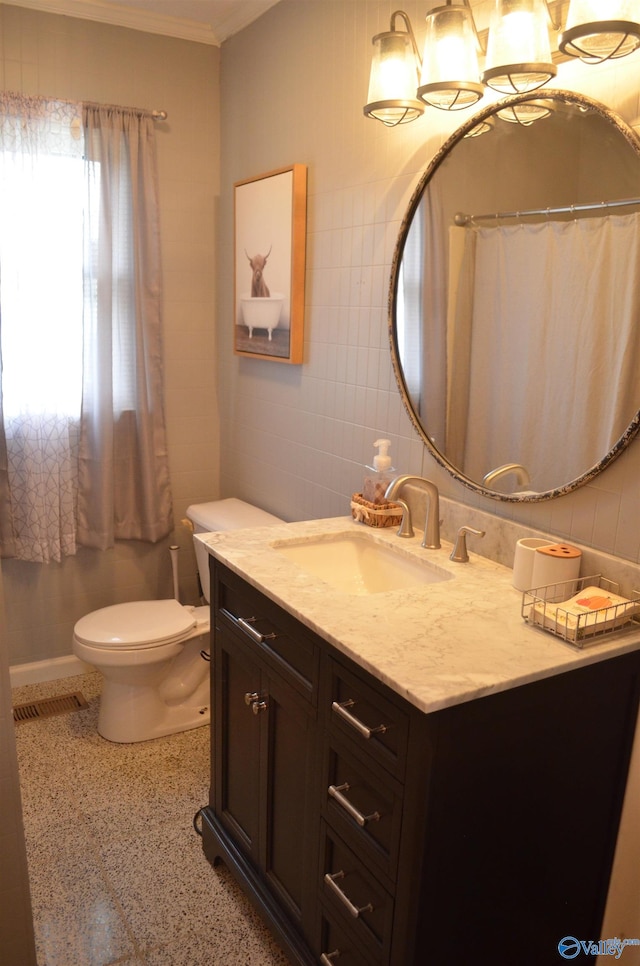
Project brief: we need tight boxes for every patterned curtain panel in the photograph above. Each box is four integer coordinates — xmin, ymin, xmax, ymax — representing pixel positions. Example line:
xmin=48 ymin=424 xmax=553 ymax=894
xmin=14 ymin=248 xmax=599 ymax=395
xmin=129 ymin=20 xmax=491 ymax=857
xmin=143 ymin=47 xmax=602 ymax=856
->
xmin=0 ymin=94 xmax=173 ymax=562
xmin=0 ymin=94 xmax=84 ymax=562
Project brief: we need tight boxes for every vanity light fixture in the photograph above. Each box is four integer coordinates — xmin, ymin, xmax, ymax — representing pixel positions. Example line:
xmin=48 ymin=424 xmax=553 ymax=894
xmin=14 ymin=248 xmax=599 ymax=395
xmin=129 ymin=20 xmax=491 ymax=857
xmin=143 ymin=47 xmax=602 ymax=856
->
xmin=363 ymin=9 xmax=424 ymax=126
xmin=363 ymin=1 xmax=640 ymax=127
xmin=559 ymin=1 xmax=640 ymax=63
xmin=417 ymin=0 xmax=485 ymax=111
xmin=482 ymin=0 xmax=560 ymax=94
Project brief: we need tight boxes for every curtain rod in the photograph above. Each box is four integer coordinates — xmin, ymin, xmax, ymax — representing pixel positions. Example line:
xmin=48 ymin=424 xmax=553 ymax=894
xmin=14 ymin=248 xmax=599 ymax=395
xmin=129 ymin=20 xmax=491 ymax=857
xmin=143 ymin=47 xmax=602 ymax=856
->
xmin=0 ymin=92 xmax=168 ymax=121
xmin=453 ymin=197 xmax=640 ymax=226
xmin=82 ymin=100 xmax=167 ymax=121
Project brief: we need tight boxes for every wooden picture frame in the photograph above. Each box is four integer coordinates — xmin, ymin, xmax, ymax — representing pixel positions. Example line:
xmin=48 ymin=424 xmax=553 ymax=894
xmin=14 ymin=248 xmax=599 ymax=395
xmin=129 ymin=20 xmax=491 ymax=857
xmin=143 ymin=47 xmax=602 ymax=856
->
xmin=234 ymin=163 xmax=307 ymax=363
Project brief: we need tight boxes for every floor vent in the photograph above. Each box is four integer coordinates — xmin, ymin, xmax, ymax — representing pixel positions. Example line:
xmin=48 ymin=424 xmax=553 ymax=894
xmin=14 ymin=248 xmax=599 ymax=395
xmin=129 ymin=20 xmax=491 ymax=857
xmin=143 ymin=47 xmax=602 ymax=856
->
xmin=13 ymin=691 xmax=89 ymax=724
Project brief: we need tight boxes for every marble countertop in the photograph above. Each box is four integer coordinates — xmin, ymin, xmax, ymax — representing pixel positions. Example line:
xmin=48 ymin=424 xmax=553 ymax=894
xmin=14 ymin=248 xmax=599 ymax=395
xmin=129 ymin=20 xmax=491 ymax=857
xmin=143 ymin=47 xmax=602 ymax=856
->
xmin=197 ymin=517 xmax=640 ymax=715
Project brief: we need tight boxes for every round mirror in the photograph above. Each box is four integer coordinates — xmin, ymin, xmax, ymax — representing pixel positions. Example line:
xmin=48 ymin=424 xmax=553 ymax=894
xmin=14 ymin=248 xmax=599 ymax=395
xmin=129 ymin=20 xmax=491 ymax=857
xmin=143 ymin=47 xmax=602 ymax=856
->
xmin=391 ymin=90 xmax=640 ymax=501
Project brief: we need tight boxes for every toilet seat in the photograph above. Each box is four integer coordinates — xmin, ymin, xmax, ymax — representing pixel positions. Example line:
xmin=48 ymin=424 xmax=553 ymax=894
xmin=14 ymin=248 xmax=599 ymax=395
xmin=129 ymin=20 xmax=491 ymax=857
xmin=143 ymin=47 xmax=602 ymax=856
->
xmin=74 ymin=599 xmax=197 ymax=650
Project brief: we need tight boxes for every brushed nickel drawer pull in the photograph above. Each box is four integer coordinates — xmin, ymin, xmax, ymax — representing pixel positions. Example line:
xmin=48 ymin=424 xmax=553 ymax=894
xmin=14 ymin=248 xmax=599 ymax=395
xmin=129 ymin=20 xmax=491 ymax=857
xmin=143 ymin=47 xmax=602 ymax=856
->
xmin=324 ymin=870 xmax=373 ymax=918
xmin=221 ymin=608 xmax=276 ymax=645
xmin=328 ymin=783 xmax=381 ymax=827
xmin=320 ymin=951 xmax=340 ymax=964
xmin=331 ymin=699 xmax=387 ymax=739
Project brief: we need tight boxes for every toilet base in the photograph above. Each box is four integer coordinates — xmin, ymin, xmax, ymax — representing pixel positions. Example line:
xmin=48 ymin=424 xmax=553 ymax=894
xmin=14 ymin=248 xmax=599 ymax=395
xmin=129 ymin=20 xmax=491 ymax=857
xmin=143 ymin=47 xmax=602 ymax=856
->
xmin=95 ymin=636 xmax=211 ymax=743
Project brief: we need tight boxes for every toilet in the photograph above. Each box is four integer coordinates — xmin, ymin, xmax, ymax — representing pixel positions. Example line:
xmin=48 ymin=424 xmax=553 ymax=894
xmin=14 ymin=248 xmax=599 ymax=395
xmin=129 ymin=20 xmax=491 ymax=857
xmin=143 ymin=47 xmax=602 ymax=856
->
xmin=72 ymin=498 xmax=283 ymax=743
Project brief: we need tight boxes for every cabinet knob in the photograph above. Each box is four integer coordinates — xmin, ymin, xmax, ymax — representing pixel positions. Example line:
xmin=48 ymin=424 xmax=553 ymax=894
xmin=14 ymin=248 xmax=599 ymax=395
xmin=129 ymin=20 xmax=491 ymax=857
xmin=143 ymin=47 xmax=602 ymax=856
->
xmin=320 ymin=952 xmax=341 ymax=965
xmin=244 ymin=691 xmax=268 ymax=714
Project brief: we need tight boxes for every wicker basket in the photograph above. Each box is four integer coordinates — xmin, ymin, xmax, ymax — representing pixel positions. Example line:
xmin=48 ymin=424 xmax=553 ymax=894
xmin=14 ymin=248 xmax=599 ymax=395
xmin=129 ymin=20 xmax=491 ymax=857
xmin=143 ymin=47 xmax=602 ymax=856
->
xmin=350 ymin=492 xmax=403 ymax=529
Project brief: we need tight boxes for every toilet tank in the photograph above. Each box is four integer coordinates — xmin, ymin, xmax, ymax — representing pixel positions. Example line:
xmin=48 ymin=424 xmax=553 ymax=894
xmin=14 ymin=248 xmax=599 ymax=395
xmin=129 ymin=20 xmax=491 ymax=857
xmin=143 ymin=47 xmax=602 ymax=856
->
xmin=186 ymin=498 xmax=283 ymax=603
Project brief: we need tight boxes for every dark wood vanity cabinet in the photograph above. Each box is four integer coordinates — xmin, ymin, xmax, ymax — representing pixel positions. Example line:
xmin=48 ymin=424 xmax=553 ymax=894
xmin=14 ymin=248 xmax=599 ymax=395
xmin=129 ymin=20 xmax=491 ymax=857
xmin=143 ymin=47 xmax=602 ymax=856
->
xmin=204 ymin=563 xmax=320 ymax=958
xmin=201 ymin=560 xmax=640 ymax=966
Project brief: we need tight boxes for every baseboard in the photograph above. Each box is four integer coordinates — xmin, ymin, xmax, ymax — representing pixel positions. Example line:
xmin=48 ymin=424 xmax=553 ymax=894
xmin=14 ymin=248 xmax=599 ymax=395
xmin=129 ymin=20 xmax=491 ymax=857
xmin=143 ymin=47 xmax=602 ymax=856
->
xmin=10 ymin=654 xmax=92 ymax=688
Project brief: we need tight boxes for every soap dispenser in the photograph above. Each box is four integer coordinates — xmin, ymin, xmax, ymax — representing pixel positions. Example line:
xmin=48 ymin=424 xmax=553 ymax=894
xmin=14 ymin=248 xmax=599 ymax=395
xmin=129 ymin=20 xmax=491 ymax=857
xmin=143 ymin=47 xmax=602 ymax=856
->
xmin=363 ymin=438 xmax=396 ymax=505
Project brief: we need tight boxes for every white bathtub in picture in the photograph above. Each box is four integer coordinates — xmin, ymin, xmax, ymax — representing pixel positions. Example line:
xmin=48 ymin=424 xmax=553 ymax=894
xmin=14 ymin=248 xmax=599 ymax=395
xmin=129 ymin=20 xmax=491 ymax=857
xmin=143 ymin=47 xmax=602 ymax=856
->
xmin=240 ymin=293 xmax=284 ymax=340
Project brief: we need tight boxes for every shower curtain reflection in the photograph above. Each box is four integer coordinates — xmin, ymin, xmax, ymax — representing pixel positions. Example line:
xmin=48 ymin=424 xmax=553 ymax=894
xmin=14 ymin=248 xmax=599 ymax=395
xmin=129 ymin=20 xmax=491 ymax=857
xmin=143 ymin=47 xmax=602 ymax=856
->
xmin=449 ymin=212 xmax=640 ymax=492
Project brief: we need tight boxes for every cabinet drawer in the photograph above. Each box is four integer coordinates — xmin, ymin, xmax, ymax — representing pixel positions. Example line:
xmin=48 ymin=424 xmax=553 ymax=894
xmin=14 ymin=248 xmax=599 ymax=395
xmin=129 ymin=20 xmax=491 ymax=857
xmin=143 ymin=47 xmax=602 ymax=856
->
xmin=326 ymin=660 xmax=409 ymax=779
xmin=319 ymin=823 xmax=394 ymax=963
xmin=317 ymin=908 xmax=380 ymax=966
xmin=323 ymin=742 xmax=403 ymax=885
xmin=214 ymin=562 xmax=319 ymax=701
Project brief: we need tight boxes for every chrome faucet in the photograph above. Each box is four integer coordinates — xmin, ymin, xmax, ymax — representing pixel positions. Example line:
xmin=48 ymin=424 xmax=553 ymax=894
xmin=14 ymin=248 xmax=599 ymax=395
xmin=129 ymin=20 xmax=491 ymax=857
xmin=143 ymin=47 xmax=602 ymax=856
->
xmin=384 ymin=475 xmax=441 ymax=549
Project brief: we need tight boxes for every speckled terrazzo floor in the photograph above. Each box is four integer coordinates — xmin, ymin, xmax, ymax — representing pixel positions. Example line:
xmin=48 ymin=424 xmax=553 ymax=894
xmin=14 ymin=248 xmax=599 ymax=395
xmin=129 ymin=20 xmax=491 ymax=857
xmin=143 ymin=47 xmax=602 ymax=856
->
xmin=12 ymin=671 xmax=289 ymax=966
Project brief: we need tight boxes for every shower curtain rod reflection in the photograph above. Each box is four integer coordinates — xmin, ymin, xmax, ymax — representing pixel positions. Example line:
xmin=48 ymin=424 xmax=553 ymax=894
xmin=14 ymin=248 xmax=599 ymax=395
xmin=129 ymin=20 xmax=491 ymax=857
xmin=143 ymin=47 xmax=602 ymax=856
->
xmin=454 ymin=196 xmax=640 ymax=226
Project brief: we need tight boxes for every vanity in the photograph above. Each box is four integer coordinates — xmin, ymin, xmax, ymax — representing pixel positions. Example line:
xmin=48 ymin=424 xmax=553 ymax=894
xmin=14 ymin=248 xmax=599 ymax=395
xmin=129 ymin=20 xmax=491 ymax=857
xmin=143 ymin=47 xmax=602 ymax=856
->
xmin=197 ymin=79 xmax=640 ymax=966
xmin=197 ymin=519 xmax=640 ymax=966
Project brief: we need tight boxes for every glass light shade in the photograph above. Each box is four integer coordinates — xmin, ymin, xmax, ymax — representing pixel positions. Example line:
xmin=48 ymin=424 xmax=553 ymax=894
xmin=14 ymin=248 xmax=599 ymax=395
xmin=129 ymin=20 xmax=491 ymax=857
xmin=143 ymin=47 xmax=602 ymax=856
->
xmin=559 ymin=1 xmax=640 ymax=62
xmin=497 ymin=99 xmax=553 ymax=125
xmin=463 ymin=116 xmax=495 ymax=138
xmin=483 ymin=0 xmax=557 ymax=94
xmin=417 ymin=5 xmax=484 ymax=111
xmin=364 ymin=29 xmax=424 ymax=126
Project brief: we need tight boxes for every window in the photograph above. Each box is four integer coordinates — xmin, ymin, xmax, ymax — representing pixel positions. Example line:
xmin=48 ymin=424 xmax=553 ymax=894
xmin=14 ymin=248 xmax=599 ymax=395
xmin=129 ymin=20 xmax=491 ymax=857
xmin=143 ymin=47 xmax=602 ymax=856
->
xmin=1 ymin=150 xmax=84 ymax=418
xmin=0 ymin=94 xmax=173 ymax=563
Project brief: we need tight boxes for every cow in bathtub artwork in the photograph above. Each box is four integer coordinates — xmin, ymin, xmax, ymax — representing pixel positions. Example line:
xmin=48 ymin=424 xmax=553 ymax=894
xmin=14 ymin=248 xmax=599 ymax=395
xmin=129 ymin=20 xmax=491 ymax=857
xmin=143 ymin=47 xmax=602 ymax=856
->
xmin=240 ymin=245 xmax=285 ymax=343
xmin=234 ymin=165 xmax=306 ymax=364
xmin=246 ymin=246 xmax=271 ymax=298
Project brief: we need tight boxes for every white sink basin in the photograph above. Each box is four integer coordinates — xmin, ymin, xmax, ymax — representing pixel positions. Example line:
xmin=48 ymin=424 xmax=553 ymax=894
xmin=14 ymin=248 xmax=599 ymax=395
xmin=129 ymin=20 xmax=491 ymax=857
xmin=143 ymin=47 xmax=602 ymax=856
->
xmin=272 ymin=532 xmax=453 ymax=595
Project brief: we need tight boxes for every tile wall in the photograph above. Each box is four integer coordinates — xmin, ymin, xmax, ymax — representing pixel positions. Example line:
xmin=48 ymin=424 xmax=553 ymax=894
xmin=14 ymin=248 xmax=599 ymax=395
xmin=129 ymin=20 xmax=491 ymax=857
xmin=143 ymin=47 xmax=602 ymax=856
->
xmin=218 ymin=0 xmax=640 ymax=563
xmin=1 ymin=0 xmax=639 ymax=667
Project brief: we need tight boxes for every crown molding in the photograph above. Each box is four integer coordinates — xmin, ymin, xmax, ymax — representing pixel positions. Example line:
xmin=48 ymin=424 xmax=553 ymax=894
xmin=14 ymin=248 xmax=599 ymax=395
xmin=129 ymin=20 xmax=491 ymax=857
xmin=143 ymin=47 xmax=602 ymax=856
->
xmin=0 ymin=0 xmax=223 ymax=45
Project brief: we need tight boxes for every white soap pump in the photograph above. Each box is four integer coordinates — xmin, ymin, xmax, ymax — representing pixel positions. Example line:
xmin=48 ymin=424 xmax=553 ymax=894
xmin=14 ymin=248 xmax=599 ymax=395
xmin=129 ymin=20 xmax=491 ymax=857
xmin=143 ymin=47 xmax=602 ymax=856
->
xmin=363 ymin=438 xmax=396 ymax=505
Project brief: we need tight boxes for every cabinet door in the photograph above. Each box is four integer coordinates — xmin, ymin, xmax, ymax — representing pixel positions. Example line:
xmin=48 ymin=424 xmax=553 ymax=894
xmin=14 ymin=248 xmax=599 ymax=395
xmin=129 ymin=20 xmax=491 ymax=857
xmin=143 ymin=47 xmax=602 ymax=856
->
xmin=213 ymin=624 xmax=317 ymax=933
xmin=213 ymin=627 xmax=262 ymax=863
xmin=262 ymin=670 xmax=316 ymax=927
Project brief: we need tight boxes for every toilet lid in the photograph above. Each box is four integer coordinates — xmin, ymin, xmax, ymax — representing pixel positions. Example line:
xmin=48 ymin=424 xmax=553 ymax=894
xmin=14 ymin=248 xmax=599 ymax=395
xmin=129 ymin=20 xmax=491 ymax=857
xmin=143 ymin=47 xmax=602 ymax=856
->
xmin=74 ymin=599 xmax=197 ymax=649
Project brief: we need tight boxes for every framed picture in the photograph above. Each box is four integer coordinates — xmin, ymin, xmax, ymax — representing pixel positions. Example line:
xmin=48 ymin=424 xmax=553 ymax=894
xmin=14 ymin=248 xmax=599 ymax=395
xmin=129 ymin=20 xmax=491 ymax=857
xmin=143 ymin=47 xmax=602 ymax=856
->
xmin=234 ymin=163 xmax=307 ymax=363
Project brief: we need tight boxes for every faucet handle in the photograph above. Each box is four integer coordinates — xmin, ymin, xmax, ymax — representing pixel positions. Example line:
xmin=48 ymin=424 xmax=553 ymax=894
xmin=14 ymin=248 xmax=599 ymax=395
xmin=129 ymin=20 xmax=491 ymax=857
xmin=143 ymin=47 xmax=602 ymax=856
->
xmin=394 ymin=499 xmax=414 ymax=538
xmin=450 ymin=526 xmax=485 ymax=563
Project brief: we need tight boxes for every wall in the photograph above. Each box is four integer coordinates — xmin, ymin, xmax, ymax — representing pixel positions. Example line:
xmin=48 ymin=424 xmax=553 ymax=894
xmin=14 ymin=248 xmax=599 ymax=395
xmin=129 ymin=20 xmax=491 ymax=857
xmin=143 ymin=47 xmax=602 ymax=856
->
xmin=217 ymin=0 xmax=640 ymax=566
xmin=0 ymin=559 xmax=36 ymax=964
xmin=0 ymin=3 xmax=220 ymax=667
xmin=1 ymin=1 xmax=639 ymax=661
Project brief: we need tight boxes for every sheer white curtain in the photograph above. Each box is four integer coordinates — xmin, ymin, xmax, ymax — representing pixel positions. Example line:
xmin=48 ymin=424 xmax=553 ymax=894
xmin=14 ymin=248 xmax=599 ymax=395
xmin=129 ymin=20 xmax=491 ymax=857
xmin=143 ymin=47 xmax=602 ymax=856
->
xmin=451 ymin=214 xmax=640 ymax=491
xmin=0 ymin=94 xmax=173 ymax=561
xmin=0 ymin=94 xmax=84 ymax=562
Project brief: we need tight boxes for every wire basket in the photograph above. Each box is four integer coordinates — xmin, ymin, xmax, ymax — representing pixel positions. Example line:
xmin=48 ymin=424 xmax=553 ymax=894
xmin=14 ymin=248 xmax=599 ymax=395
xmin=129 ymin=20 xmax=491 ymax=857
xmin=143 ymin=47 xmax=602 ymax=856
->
xmin=522 ymin=574 xmax=640 ymax=648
